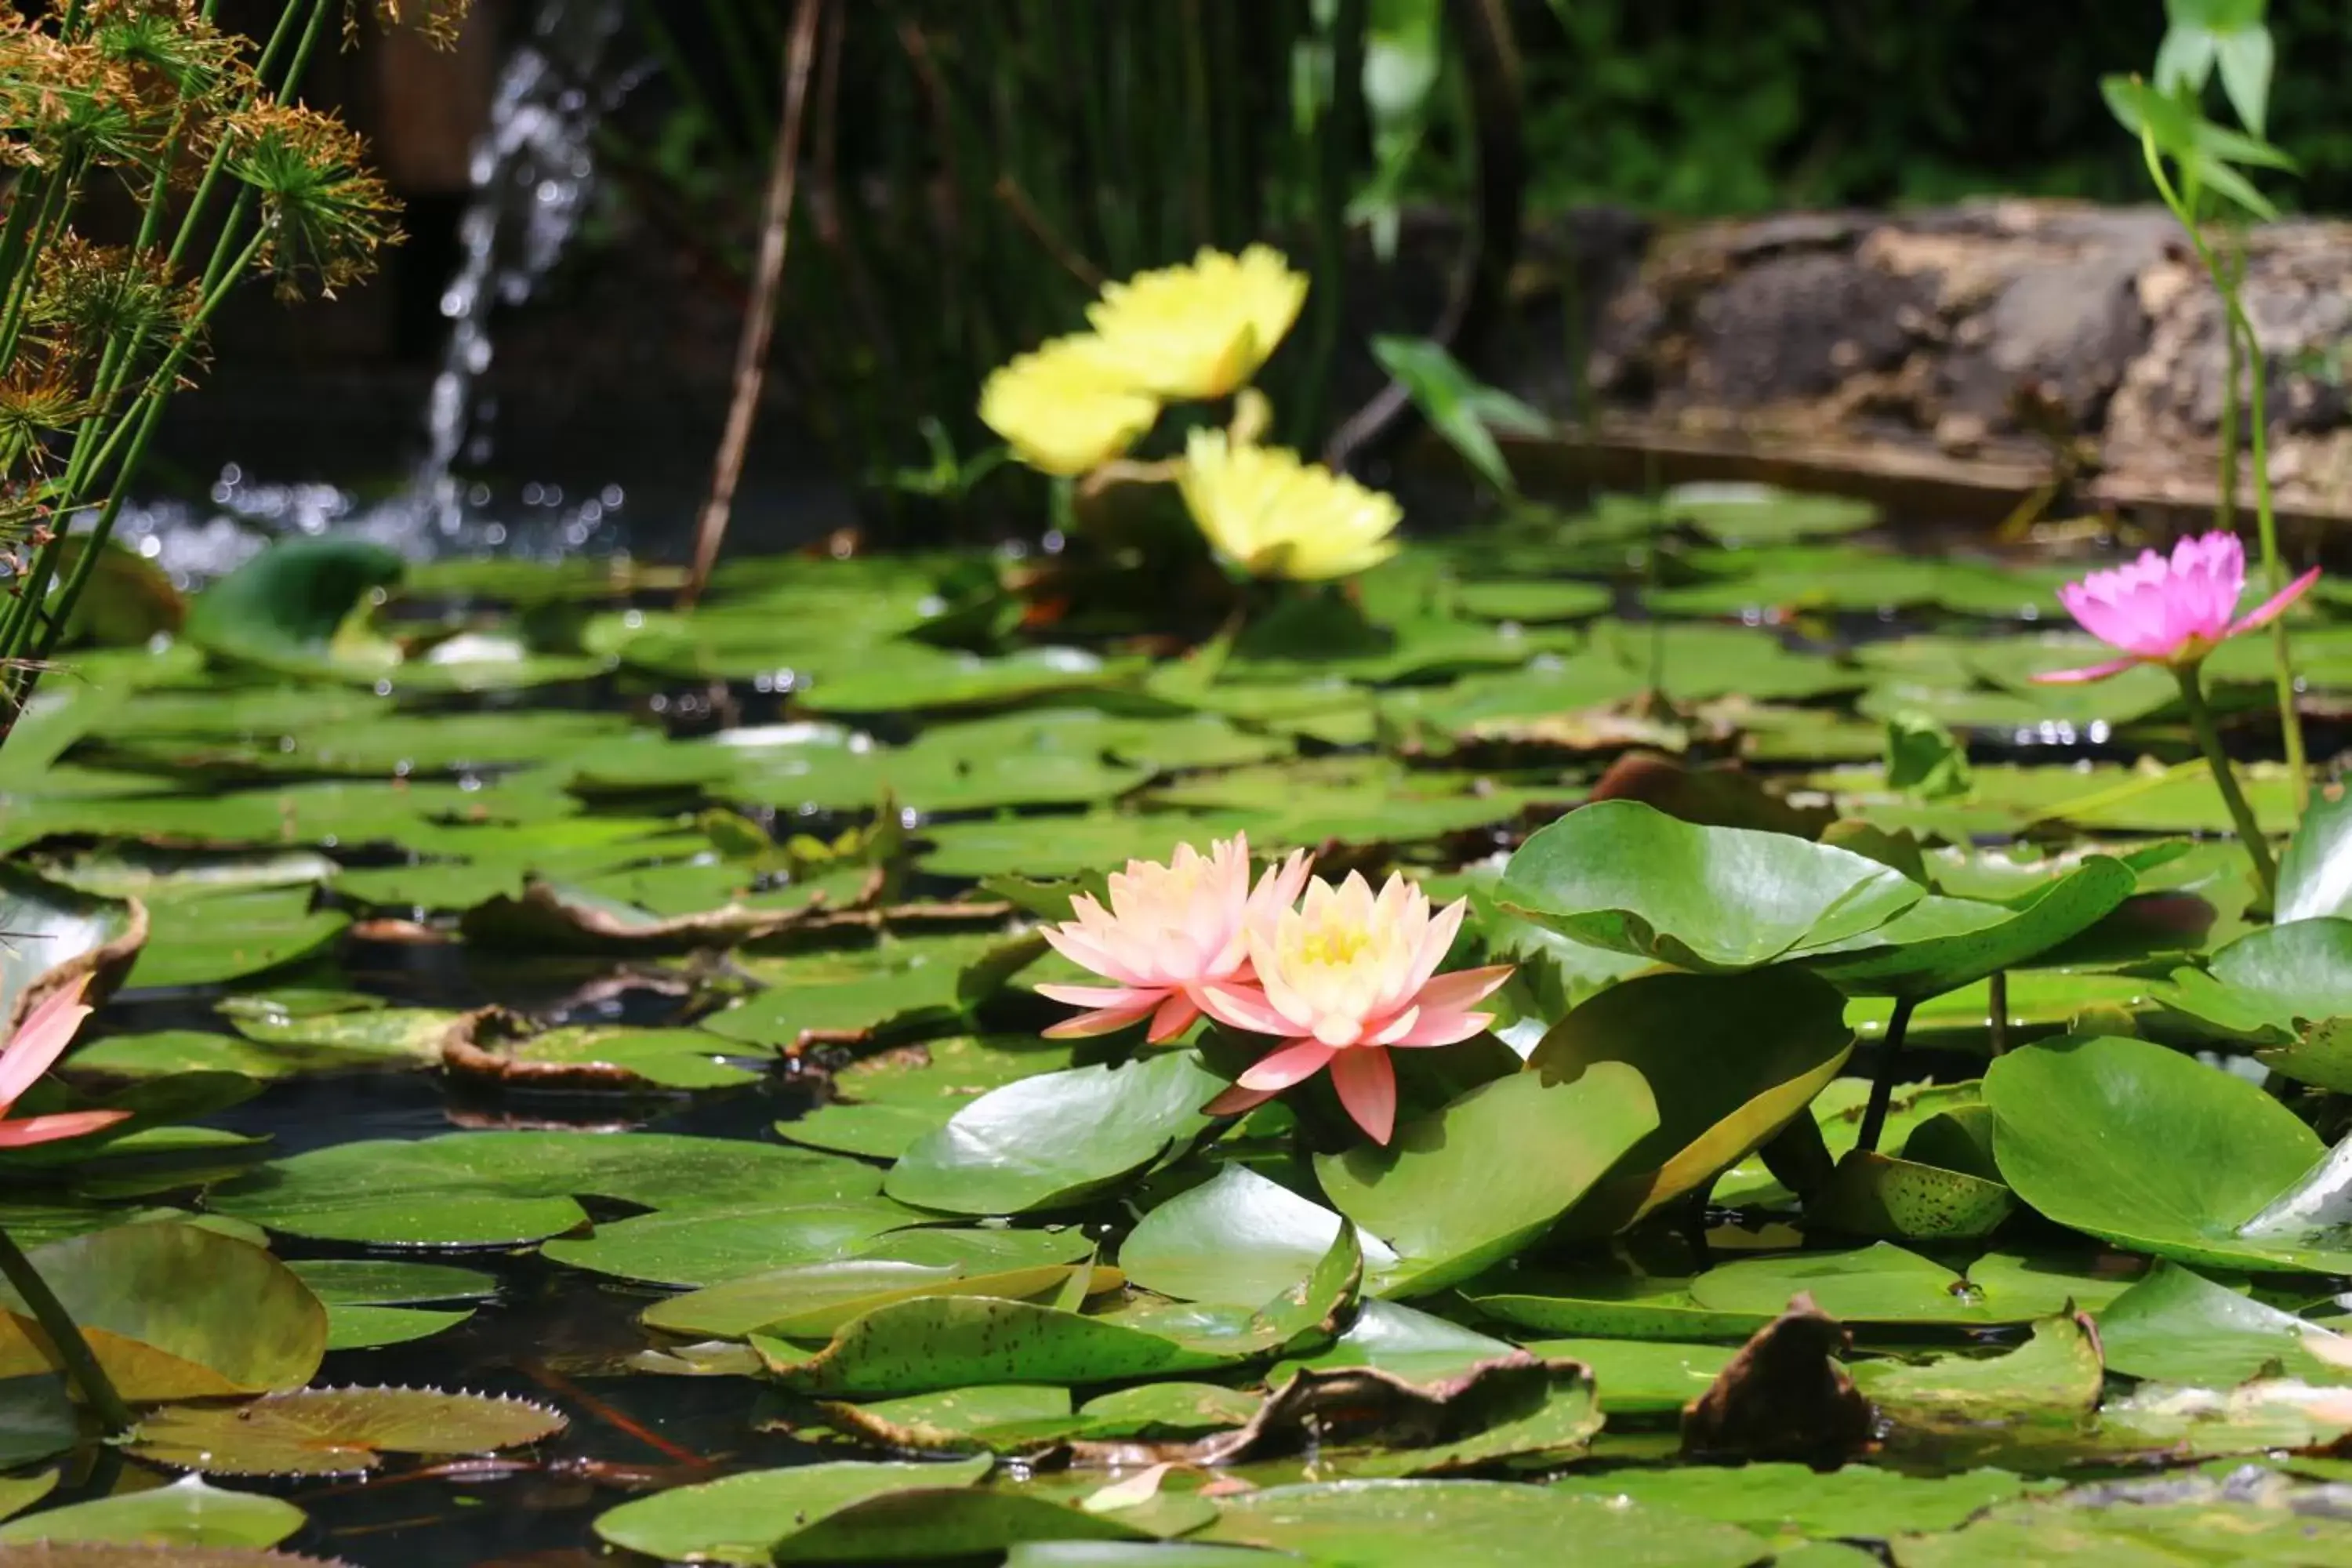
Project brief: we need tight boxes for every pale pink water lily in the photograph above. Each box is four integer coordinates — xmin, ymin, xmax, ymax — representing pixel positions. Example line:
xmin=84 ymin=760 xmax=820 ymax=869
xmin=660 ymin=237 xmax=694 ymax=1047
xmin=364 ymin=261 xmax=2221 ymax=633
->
xmin=2034 ymin=531 xmax=2320 ymax=684
xmin=1036 ymin=834 xmax=1312 ymax=1042
xmin=0 ymin=977 xmax=128 ymax=1149
xmin=1198 ymin=872 xmax=1512 ymax=1145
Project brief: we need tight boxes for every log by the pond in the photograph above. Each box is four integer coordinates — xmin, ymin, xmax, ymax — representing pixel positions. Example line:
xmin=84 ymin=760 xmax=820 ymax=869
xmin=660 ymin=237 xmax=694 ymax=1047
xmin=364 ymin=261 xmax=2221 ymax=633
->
xmin=1495 ymin=199 xmax=2352 ymax=537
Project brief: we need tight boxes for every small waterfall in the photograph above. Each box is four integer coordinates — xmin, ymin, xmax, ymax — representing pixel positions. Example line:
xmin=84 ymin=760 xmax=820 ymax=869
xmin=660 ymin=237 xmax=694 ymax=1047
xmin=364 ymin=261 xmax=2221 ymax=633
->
xmin=413 ymin=0 xmax=623 ymax=539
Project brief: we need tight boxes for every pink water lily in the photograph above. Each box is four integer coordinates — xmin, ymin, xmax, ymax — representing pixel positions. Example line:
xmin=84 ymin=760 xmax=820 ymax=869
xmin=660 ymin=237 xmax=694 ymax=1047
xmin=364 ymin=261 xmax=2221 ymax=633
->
xmin=2034 ymin=531 xmax=2320 ymax=684
xmin=1198 ymin=872 xmax=1512 ymax=1145
xmin=1036 ymin=833 xmax=1312 ymax=1042
xmin=0 ymin=977 xmax=128 ymax=1149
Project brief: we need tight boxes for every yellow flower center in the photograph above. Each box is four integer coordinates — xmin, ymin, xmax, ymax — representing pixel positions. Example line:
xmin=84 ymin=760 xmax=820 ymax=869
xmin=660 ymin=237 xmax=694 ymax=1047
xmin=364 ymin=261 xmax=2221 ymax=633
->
xmin=1291 ymin=920 xmax=1371 ymax=970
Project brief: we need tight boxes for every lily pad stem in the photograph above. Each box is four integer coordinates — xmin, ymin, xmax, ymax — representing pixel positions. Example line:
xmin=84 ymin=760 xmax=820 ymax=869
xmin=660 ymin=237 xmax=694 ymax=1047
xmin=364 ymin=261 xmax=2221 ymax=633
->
xmin=2174 ymin=662 xmax=2277 ymax=906
xmin=1853 ymin=996 xmax=1918 ymax=1156
xmin=0 ymin=1225 xmax=132 ymax=1437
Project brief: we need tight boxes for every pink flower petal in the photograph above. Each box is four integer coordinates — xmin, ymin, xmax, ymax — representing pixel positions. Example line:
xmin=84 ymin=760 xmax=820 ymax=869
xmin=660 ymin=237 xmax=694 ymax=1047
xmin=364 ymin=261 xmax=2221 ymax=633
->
xmin=0 ymin=1109 xmax=130 ymax=1148
xmin=0 ymin=978 xmax=93 ymax=1114
xmin=1328 ymin=1047 xmax=1397 ymax=1145
xmin=2029 ymin=655 xmax=2146 ymax=686
xmin=2226 ymin=564 xmax=2323 ymax=639
xmin=1203 ymin=1083 xmax=1279 ymax=1119
xmin=1385 ymin=1008 xmax=1497 ymax=1047
xmin=1043 ymin=998 xmax=1165 ymax=1039
xmin=1145 ymin=991 xmax=1201 ymax=1043
xmin=1034 ymin=982 xmax=1158 ymax=1009
xmin=1198 ymin=980 xmax=1294 ymax=1037
xmin=1411 ymin=964 xmax=1514 ymax=1014
xmin=1236 ymin=1038 xmax=1340 ymax=1092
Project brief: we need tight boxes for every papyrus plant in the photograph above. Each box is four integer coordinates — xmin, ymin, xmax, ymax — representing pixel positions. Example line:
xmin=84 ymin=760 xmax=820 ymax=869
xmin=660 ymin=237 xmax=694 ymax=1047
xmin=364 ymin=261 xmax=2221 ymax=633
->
xmin=0 ymin=0 xmax=466 ymax=741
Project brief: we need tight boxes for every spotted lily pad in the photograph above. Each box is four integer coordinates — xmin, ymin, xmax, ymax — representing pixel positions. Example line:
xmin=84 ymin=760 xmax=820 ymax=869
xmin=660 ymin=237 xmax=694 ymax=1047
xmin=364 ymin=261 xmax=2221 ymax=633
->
xmin=130 ymin=1386 xmax=567 ymax=1475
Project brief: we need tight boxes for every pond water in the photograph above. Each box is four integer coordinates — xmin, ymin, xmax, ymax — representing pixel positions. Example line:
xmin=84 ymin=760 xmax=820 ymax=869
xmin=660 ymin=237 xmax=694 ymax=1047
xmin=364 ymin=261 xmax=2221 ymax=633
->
xmin=11 ymin=486 xmax=2352 ymax=1565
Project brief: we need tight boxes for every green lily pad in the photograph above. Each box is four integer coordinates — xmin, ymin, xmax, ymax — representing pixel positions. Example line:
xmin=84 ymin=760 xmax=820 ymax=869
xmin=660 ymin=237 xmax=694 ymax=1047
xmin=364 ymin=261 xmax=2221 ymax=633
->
xmin=1529 ymin=967 xmax=1854 ymax=1230
xmin=183 ymin=536 xmax=404 ymax=675
xmin=1551 ymin=1463 xmax=2046 ymax=1537
xmin=593 ymin=1456 xmax=996 ymax=1566
xmin=713 ymin=935 xmax=1025 ymax=1050
xmin=0 ymin=866 xmax=142 ymax=1025
xmin=2278 ymin=787 xmax=2352 ymax=922
xmin=1688 ymin=1243 xmax=2130 ymax=1328
xmin=1497 ymin=800 xmax=1925 ymax=973
xmin=1514 ymin=1338 xmax=1734 ymax=1414
xmin=1200 ymin=1480 xmax=1766 ymax=1566
xmin=2096 ymin=1261 xmax=2352 ymax=1386
xmin=2156 ymin=918 xmax=2352 ymax=1044
xmin=1271 ymin=1299 xmax=1523 ymax=1387
xmin=1316 ymin=1063 xmax=1661 ymax=1296
xmin=884 ymin=1052 xmax=1226 ymax=1217
xmin=1984 ymin=1034 xmax=2352 ymax=1274
xmin=1850 ymin=1311 xmax=2104 ymax=1427
xmin=1808 ymin=1150 xmax=2015 ymax=1241
xmin=1457 ymin=1262 xmax=1774 ymax=1342
xmin=129 ymin=1387 xmax=566 ymax=1475
xmin=207 ymin=1131 xmax=883 ymax=1246
xmin=0 ymin=1223 xmax=324 ymax=1400
xmin=643 ymin=1260 xmax=1085 ymax=1340
xmin=539 ymin=1200 xmax=926 ymax=1287
xmin=1120 ymin=1166 xmax=1400 ymax=1305
xmin=1800 ymin=860 xmax=2137 ymax=1000
xmin=0 ymin=1476 xmax=307 ymax=1550
xmin=131 ymin=887 xmax=349 ymax=989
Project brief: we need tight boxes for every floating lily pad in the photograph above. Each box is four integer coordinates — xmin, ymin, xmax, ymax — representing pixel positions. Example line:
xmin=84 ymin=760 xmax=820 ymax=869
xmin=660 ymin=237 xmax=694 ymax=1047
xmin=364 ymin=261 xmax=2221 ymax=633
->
xmin=1498 ymin=801 xmax=1925 ymax=973
xmin=1120 ymin=1166 xmax=1400 ymax=1305
xmin=130 ymin=1387 xmax=566 ymax=1475
xmin=0 ymin=1223 xmax=323 ymax=1400
xmin=208 ymin=1131 xmax=883 ymax=1246
xmin=1800 ymin=860 xmax=2136 ymax=1000
xmin=1851 ymin=1311 xmax=2103 ymax=1428
xmin=2157 ymin=917 xmax=2352 ymax=1045
xmin=1457 ymin=1263 xmax=1773 ymax=1342
xmin=1984 ymin=1034 xmax=2352 ymax=1274
xmin=1316 ymin=1064 xmax=1661 ymax=1296
xmin=1200 ymin=1480 xmax=1765 ymax=1566
xmin=539 ymin=1200 xmax=926 ymax=1287
xmin=1514 ymin=1338 xmax=1734 ymax=1414
xmin=131 ymin=887 xmax=349 ymax=990
xmin=0 ymin=866 xmax=144 ymax=1025
xmin=1551 ymin=1463 xmax=2046 ymax=1538
xmin=1688 ymin=1243 xmax=2128 ymax=1328
xmin=593 ymin=1457 xmax=996 ymax=1566
xmin=183 ymin=537 xmax=404 ymax=676
xmin=0 ymin=1476 xmax=307 ymax=1550
xmin=2096 ymin=1261 xmax=2352 ymax=1387
xmin=1529 ymin=968 xmax=1853 ymax=1230
xmin=715 ymin=935 xmax=1025 ymax=1051
xmin=885 ymin=1052 xmax=1226 ymax=1217
xmin=643 ymin=1259 xmax=1087 ymax=1341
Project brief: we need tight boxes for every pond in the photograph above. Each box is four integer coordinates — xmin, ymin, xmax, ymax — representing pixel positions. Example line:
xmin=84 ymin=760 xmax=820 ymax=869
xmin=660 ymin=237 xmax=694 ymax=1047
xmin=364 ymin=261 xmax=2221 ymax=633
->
xmin=9 ymin=475 xmax=2352 ymax=1566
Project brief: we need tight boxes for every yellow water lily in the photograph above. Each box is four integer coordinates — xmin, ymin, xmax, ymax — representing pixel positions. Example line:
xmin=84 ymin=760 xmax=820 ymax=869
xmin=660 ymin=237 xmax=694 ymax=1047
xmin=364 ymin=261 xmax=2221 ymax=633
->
xmin=978 ymin=334 xmax=1161 ymax=476
xmin=1178 ymin=429 xmax=1403 ymax=581
xmin=1087 ymin=245 xmax=1308 ymax=400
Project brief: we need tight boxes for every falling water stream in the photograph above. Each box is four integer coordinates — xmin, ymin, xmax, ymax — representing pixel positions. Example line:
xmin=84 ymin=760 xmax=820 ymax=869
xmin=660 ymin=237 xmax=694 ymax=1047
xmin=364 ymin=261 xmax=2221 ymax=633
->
xmin=414 ymin=0 xmax=625 ymax=541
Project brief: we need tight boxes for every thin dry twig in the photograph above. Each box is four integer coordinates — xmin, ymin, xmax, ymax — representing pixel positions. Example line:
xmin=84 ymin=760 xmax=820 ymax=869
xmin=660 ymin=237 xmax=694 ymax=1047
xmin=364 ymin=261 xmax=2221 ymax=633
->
xmin=680 ymin=0 xmax=827 ymax=608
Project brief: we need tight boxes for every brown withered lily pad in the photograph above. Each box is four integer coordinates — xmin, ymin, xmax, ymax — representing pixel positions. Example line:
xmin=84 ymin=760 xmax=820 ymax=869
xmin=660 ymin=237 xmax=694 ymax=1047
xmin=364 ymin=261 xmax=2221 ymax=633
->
xmin=1681 ymin=1293 xmax=1876 ymax=1465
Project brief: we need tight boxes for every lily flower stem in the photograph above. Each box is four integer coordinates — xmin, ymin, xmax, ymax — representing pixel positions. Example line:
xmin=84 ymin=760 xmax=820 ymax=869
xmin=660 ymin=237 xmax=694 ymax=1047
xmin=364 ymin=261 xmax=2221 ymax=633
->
xmin=0 ymin=1225 xmax=132 ymax=1437
xmin=2175 ymin=662 xmax=2278 ymax=906
xmin=1853 ymin=996 xmax=1918 ymax=1156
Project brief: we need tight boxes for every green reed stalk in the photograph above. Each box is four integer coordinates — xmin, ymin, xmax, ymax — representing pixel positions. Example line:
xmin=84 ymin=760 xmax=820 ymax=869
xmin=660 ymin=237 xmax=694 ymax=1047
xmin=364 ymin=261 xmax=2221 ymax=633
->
xmin=2140 ymin=126 xmax=2307 ymax=811
xmin=2176 ymin=662 xmax=2278 ymax=906
xmin=0 ymin=1226 xmax=132 ymax=1438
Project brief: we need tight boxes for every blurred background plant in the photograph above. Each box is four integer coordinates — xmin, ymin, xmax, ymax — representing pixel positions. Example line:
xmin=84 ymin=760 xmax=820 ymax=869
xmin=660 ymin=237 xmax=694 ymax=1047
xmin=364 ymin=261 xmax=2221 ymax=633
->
xmin=0 ymin=0 xmax=466 ymax=740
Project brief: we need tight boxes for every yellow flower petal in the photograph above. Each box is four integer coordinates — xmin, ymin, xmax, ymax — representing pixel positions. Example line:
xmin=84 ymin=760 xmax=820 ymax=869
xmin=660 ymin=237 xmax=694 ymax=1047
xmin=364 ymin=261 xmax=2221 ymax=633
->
xmin=1087 ymin=245 xmax=1308 ymax=401
xmin=978 ymin=334 xmax=1160 ymax=476
xmin=1178 ymin=429 xmax=1403 ymax=582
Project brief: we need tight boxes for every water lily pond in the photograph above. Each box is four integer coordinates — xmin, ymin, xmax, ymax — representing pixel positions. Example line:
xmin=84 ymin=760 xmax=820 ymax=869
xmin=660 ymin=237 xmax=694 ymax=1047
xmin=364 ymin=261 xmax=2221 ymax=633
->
xmin=9 ymin=485 xmax=2352 ymax=1566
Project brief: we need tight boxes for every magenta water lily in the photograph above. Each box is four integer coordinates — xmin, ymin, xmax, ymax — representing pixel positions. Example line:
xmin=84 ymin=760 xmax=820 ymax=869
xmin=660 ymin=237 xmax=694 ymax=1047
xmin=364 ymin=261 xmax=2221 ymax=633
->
xmin=2038 ymin=530 xmax=2317 ymax=904
xmin=2033 ymin=532 xmax=2318 ymax=684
